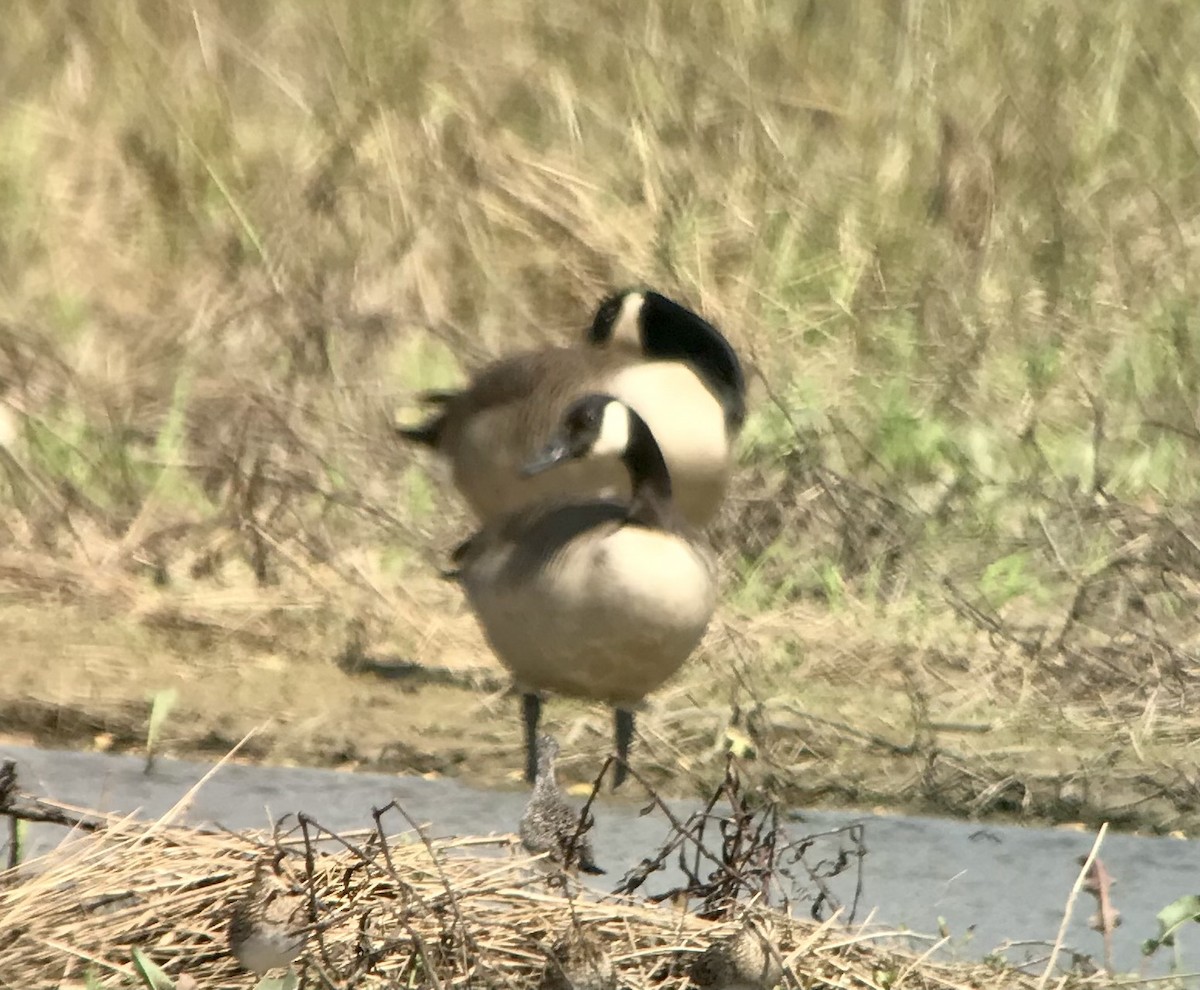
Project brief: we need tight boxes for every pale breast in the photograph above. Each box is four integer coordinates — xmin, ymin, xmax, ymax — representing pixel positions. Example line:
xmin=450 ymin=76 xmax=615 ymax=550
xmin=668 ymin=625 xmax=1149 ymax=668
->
xmin=460 ymin=519 xmax=717 ymax=705
xmin=233 ymin=929 xmax=304 ymax=974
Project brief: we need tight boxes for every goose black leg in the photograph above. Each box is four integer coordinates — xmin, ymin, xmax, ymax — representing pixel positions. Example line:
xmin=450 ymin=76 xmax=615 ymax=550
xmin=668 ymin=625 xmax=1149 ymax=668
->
xmin=613 ymin=707 xmax=635 ymax=789
xmin=522 ymin=692 xmax=542 ymax=784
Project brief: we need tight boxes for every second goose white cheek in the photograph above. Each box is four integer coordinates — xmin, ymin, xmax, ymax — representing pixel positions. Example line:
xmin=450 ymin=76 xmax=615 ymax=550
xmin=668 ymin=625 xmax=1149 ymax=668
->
xmin=589 ymin=402 xmax=632 ymax=459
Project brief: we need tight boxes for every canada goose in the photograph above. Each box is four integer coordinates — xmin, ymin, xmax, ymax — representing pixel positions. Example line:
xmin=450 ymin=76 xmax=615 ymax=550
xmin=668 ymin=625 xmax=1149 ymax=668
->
xmin=689 ymin=916 xmax=783 ymax=990
xmin=519 ymin=734 xmax=605 ymax=877
xmin=396 ymin=289 xmax=745 ymax=529
xmin=227 ymin=854 xmax=308 ymax=975
xmin=449 ymin=393 xmax=718 ymax=786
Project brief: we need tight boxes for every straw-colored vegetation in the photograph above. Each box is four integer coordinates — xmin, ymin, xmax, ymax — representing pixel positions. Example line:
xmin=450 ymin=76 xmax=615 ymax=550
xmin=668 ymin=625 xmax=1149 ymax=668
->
xmin=1 ymin=0 xmax=1199 ymax=831
xmin=0 ymin=767 xmax=1112 ymax=990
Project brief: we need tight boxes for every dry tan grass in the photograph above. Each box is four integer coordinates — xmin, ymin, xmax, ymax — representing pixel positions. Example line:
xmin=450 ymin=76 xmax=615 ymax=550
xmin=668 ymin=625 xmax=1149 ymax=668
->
xmin=0 ymin=0 xmax=1199 ymax=832
xmin=0 ymin=785 xmax=1106 ymax=990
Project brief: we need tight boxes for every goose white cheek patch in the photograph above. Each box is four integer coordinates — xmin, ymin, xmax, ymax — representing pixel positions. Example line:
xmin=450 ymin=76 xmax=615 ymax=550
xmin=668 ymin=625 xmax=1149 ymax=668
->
xmin=608 ymin=292 xmax=645 ymax=346
xmin=591 ymin=402 xmax=632 ymax=459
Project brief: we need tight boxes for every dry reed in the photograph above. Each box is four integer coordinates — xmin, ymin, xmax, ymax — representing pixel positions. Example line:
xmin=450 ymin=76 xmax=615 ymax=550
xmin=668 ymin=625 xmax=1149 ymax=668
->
xmin=0 ymin=784 xmax=1106 ymax=989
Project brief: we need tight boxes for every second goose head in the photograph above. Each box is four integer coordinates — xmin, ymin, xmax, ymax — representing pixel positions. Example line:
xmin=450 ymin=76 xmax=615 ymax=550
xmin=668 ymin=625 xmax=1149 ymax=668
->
xmin=394 ymin=290 xmax=746 ymax=529
xmin=586 ymin=289 xmax=746 ymax=526
xmin=521 ymin=391 xmax=674 ymax=527
xmin=588 ymin=289 xmax=746 ymax=436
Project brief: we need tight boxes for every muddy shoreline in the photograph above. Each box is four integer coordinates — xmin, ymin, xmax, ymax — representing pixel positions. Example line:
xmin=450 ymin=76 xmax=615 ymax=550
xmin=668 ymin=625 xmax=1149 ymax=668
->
xmin=2 ymin=609 xmax=1192 ymax=840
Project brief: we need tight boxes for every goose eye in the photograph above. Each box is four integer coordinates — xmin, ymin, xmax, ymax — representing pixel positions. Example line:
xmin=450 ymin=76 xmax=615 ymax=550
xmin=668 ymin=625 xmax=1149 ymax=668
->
xmin=589 ymin=296 xmax=622 ymax=341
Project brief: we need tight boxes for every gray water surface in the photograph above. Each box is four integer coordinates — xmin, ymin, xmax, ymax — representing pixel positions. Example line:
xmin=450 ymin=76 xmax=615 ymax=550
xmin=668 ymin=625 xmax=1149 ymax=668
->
xmin=2 ymin=743 xmax=1197 ymax=982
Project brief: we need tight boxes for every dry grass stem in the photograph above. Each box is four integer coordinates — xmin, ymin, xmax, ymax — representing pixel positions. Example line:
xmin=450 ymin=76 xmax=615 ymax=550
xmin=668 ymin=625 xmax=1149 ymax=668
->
xmin=0 ymin=784 xmax=1109 ymax=990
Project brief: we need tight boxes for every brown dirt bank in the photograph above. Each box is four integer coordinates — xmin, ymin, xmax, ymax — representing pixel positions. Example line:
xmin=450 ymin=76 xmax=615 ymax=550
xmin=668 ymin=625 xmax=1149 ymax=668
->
xmin=2 ymin=569 xmax=1195 ymax=838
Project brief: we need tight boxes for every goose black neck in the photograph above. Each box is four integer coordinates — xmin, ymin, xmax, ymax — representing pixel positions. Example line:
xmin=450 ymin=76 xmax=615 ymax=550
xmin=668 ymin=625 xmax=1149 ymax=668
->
xmin=622 ymin=409 xmax=677 ymax=530
xmin=641 ymin=292 xmax=747 ymax=432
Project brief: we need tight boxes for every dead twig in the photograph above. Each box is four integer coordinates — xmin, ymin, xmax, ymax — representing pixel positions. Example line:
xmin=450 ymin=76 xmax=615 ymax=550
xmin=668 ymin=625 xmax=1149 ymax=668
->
xmin=1037 ymin=823 xmax=1109 ymax=990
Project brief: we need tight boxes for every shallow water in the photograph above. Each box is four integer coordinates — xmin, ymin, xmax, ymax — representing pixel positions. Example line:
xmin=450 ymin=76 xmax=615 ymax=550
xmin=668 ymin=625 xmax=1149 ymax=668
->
xmin=2 ymin=743 xmax=1198 ymax=982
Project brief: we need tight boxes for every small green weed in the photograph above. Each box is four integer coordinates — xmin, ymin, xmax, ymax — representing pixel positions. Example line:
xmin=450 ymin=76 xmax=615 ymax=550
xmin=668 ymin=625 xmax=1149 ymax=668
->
xmin=145 ymin=688 xmax=179 ymax=774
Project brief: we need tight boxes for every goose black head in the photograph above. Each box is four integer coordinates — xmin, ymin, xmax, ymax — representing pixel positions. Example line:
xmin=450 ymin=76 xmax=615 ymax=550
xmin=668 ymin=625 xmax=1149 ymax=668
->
xmin=587 ymin=289 xmax=644 ymax=348
xmin=521 ymin=394 xmax=631 ymax=477
xmin=587 ymin=288 xmax=746 ymax=431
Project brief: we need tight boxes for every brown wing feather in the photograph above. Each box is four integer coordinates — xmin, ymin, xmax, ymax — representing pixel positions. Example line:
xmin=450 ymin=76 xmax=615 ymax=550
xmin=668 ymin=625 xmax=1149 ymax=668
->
xmin=450 ymin=500 xmax=627 ymax=581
